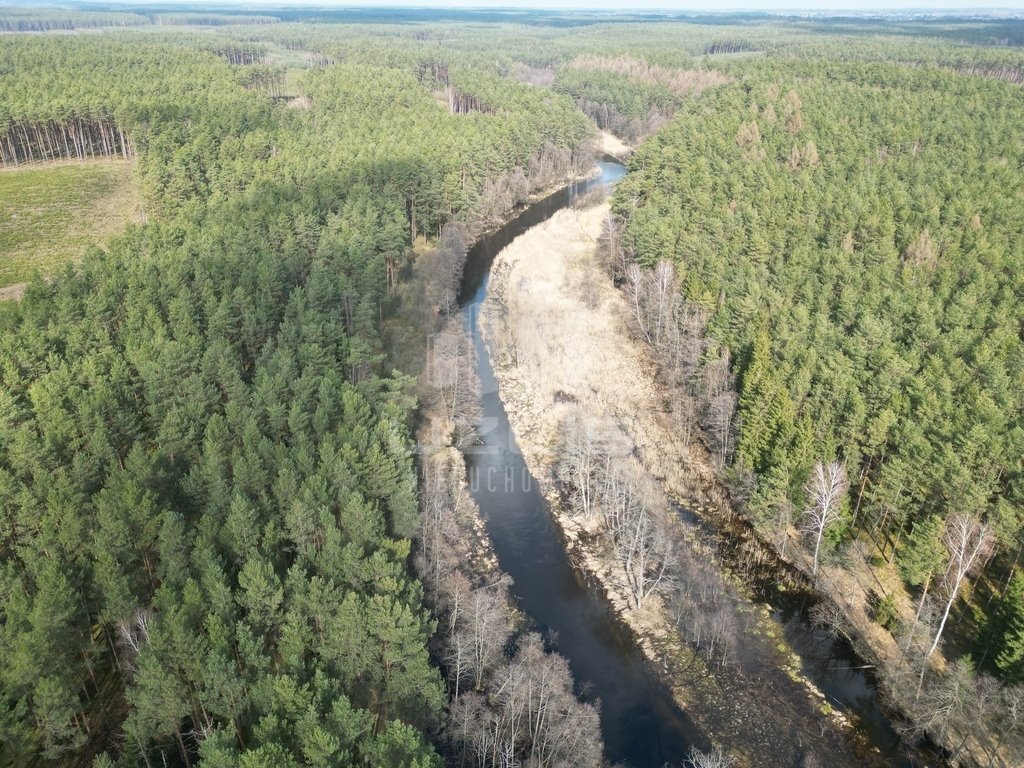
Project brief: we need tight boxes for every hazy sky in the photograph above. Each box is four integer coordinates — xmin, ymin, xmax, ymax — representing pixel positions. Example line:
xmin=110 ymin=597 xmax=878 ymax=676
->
xmin=87 ymin=0 xmax=1024 ymax=10
xmin=302 ymin=0 xmax=1024 ymax=9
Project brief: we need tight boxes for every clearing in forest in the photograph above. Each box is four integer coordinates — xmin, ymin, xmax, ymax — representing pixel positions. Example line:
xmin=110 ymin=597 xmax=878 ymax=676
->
xmin=0 ymin=158 xmax=143 ymax=290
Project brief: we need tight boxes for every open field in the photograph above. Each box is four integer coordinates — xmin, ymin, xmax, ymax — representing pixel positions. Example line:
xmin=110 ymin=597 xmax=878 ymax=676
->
xmin=0 ymin=158 xmax=143 ymax=290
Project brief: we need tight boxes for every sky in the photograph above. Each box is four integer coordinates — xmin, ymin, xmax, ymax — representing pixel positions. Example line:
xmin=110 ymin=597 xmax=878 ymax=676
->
xmin=50 ymin=0 xmax=1024 ymax=11
xmin=182 ymin=1 xmax=1024 ymax=13
xmin=252 ymin=0 xmax=1024 ymax=10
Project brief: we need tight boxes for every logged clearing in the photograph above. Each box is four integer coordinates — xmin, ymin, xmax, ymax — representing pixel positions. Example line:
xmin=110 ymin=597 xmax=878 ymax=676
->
xmin=0 ymin=158 xmax=143 ymax=291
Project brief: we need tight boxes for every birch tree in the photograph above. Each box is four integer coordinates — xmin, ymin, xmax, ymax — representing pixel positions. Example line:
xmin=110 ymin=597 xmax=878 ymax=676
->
xmin=801 ymin=461 xmax=848 ymax=578
xmin=466 ymin=583 xmax=513 ymax=692
xmin=924 ymin=515 xmax=995 ymax=664
xmin=559 ymin=413 xmax=604 ymax=520
xmin=686 ymin=746 xmax=735 ymax=768
xmin=559 ymin=413 xmax=627 ymax=520
xmin=701 ymin=349 xmax=737 ymax=467
xmin=623 ymin=259 xmax=678 ymax=349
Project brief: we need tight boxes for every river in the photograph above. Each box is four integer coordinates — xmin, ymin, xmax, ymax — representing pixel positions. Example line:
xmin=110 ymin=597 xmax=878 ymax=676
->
xmin=457 ymin=161 xmax=931 ymax=768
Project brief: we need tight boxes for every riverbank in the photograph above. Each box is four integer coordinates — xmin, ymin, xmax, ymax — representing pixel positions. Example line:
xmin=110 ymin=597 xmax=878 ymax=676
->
xmin=597 ymin=130 xmax=632 ymax=160
xmin=478 ymin=201 xmax=901 ymax=767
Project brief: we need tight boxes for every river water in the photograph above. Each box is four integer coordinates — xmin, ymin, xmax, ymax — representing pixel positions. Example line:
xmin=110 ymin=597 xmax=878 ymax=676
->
xmin=457 ymin=162 xmax=930 ymax=768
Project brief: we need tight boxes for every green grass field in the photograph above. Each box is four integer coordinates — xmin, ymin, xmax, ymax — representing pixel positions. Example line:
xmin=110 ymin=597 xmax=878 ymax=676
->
xmin=0 ymin=159 xmax=142 ymax=291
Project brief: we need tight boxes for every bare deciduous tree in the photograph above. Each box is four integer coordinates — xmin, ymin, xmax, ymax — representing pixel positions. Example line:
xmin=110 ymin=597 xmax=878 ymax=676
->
xmin=417 ymin=462 xmax=461 ymax=597
xmin=911 ymin=658 xmax=976 ymax=745
xmin=992 ymin=685 xmax=1024 ymax=760
xmin=449 ymin=634 xmax=603 ymax=768
xmin=421 ymin=224 xmax=468 ymax=319
xmin=801 ymin=461 xmax=848 ymax=579
xmin=667 ymin=301 xmax=709 ymax=390
xmin=613 ymin=500 xmax=671 ymax=609
xmin=559 ymin=412 xmax=629 ymax=520
xmin=611 ymin=250 xmax=721 ymax=458
xmin=466 ymin=582 xmax=513 ymax=692
xmin=596 ymin=453 xmax=645 ymax=534
xmin=665 ymin=530 xmax=744 ymax=669
xmin=623 ymin=259 xmax=678 ymax=349
xmin=568 ymin=55 xmax=728 ymax=97
xmin=446 ymin=628 xmax=473 ymax=702
xmin=685 ymin=746 xmax=736 ymax=768
xmin=896 ymin=594 xmax=937 ymax=684
xmin=809 ymin=598 xmax=853 ymax=644
xmin=508 ymin=62 xmax=556 ymax=88
xmin=651 ymin=259 xmax=676 ymax=348
xmin=701 ymin=349 xmax=737 ymax=467
xmin=559 ymin=413 xmax=603 ymax=520
xmin=599 ymin=214 xmax=625 ymax=281
xmin=593 ymin=456 xmax=673 ymax=609
xmin=624 ymin=263 xmax=653 ymax=346
xmin=443 ymin=570 xmax=472 ymax=640
xmin=427 ymin=318 xmax=481 ymax=449
xmin=916 ymin=515 xmax=995 ymax=697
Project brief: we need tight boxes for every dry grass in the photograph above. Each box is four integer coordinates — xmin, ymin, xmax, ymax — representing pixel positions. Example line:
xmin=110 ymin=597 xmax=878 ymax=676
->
xmin=0 ymin=283 xmax=26 ymax=301
xmin=597 ymin=130 xmax=632 ymax=160
xmin=481 ymin=203 xmax=657 ymax=468
xmin=0 ymin=158 xmax=143 ymax=292
xmin=482 ymin=204 xmax=718 ymax=522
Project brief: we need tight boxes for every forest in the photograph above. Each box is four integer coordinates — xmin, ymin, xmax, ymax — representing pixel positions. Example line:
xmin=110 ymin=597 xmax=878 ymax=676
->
xmin=1 ymin=5 xmax=1023 ymax=768
xmin=611 ymin=30 xmax=1024 ymax=767
xmin=614 ymin=57 xmax=1024 ymax=674
xmin=0 ymin=19 xmax=592 ymax=768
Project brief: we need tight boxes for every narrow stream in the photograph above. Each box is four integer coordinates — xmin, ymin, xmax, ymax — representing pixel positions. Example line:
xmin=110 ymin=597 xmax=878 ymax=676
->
xmin=457 ymin=162 xmax=929 ymax=768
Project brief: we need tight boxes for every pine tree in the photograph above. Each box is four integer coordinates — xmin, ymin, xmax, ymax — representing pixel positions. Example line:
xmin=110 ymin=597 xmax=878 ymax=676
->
xmin=995 ymin=573 xmax=1024 ymax=684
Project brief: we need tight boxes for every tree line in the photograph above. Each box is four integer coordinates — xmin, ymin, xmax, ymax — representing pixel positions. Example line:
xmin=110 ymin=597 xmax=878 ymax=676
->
xmin=0 ymin=10 xmax=149 ymax=32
